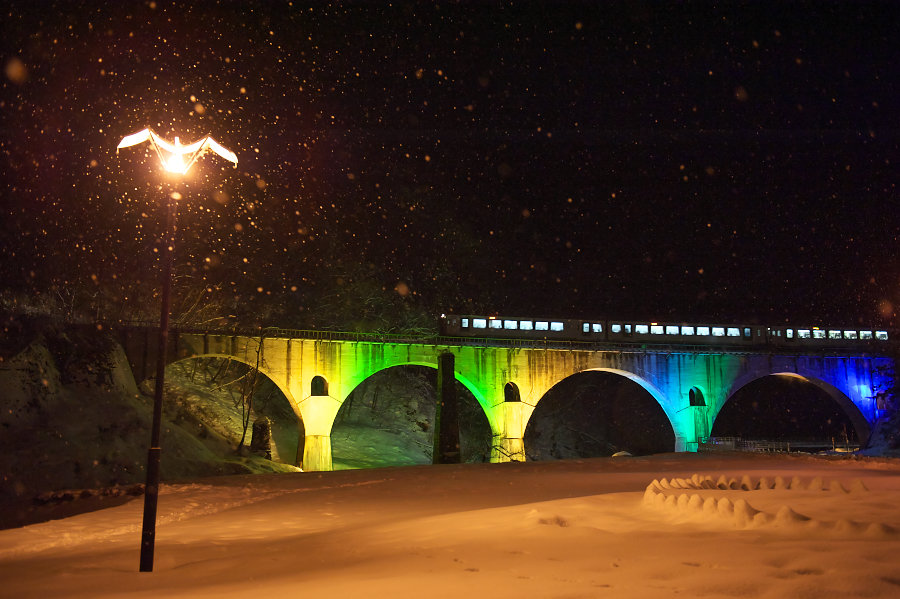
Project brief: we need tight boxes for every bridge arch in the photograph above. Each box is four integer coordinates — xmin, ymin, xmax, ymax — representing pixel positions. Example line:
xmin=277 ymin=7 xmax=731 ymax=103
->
xmin=333 ymin=362 xmax=494 ymax=467
xmin=341 ymin=360 xmax=497 ymax=432
xmin=523 ymin=367 xmax=693 ymax=459
xmin=167 ymin=354 xmax=305 ymax=465
xmin=169 ymin=354 xmax=301 ymax=421
xmin=718 ymin=371 xmax=871 ymax=444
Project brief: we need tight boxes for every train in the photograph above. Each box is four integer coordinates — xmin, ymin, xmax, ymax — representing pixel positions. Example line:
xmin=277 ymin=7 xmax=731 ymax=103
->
xmin=438 ymin=314 xmax=891 ymax=349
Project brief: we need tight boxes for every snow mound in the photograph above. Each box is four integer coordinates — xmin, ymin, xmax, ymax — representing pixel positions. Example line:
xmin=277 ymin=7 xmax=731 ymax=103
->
xmin=643 ymin=473 xmax=896 ymax=536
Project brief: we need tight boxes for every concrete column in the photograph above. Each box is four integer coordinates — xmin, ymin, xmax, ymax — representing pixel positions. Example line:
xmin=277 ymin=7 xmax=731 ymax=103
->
xmin=433 ymin=352 xmax=460 ymax=464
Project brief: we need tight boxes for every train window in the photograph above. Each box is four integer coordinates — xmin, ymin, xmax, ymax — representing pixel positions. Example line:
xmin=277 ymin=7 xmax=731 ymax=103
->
xmin=636 ymin=324 xmax=649 ymax=334
xmin=828 ymin=330 xmax=841 ymax=339
xmin=550 ymin=322 xmax=564 ymax=331
xmin=813 ymin=329 xmax=826 ymax=339
xmin=666 ymin=325 xmax=679 ymax=335
xmin=490 ymin=319 xmax=503 ymax=329
xmin=592 ymin=323 xmax=602 ymax=333
xmin=624 ymin=324 xmax=632 ymax=334
xmin=727 ymin=327 xmax=740 ymax=337
xmin=860 ymin=330 xmax=873 ymax=340
xmin=681 ymin=326 xmax=695 ymax=335
xmin=582 ymin=322 xmax=590 ymax=333
xmin=743 ymin=327 xmax=752 ymax=338
xmin=712 ymin=327 xmax=726 ymax=337
xmin=786 ymin=329 xmax=794 ymax=339
xmin=520 ymin=320 xmax=534 ymax=330
xmin=877 ymin=331 xmax=889 ymax=340
xmin=651 ymin=325 xmax=663 ymax=335
xmin=696 ymin=326 xmax=710 ymax=336
xmin=611 ymin=323 xmax=622 ymax=333
xmin=535 ymin=321 xmax=549 ymax=331
xmin=844 ymin=330 xmax=858 ymax=340
xmin=504 ymin=320 xmax=517 ymax=330
xmin=461 ymin=318 xmax=469 ymax=328
xmin=798 ymin=329 xmax=811 ymax=339
xmin=473 ymin=318 xmax=487 ymax=329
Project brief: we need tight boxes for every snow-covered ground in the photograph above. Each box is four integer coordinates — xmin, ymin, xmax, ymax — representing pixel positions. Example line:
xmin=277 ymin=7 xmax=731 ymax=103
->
xmin=2 ymin=453 xmax=899 ymax=598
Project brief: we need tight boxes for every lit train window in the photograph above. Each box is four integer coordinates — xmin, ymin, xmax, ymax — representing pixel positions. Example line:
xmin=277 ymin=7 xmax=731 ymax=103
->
xmin=828 ymin=330 xmax=841 ymax=339
xmin=682 ymin=326 xmax=695 ymax=335
xmin=712 ymin=327 xmax=726 ymax=337
xmin=583 ymin=322 xmax=590 ymax=333
xmin=844 ymin=330 xmax=858 ymax=339
xmin=636 ymin=324 xmax=649 ymax=334
xmin=624 ymin=324 xmax=632 ymax=334
xmin=473 ymin=318 xmax=487 ymax=329
xmin=877 ymin=331 xmax=889 ymax=340
xmin=461 ymin=318 xmax=469 ymax=328
xmin=697 ymin=326 xmax=710 ymax=336
xmin=666 ymin=325 xmax=679 ymax=335
xmin=860 ymin=331 xmax=873 ymax=340
xmin=813 ymin=329 xmax=826 ymax=339
xmin=592 ymin=323 xmax=602 ymax=333
xmin=743 ymin=328 xmax=752 ymax=337
xmin=651 ymin=325 xmax=663 ymax=335
xmin=798 ymin=329 xmax=811 ymax=339
xmin=504 ymin=320 xmax=517 ymax=330
xmin=520 ymin=320 xmax=534 ymax=330
xmin=611 ymin=323 xmax=622 ymax=333
xmin=550 ymin=322 xmax=564 ymax=331
xmin=490 ymin=319 xmax=503 ymax=329
xmin=786 ymin=329 xmax=794 ymax=339
xmin=536 ymin=321 xmax=549 ymax=331
xmin=727 ymin=328 xmax=739 ymax=337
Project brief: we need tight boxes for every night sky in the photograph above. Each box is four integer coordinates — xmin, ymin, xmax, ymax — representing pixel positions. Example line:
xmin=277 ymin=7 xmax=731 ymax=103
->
xmin=2 ymin=1 xmax=899 ymax=331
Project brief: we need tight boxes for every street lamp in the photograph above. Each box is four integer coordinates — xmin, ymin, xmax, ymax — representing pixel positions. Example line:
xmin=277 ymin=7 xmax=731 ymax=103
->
xmin=117 ymin=128 xmax=237 ymax=572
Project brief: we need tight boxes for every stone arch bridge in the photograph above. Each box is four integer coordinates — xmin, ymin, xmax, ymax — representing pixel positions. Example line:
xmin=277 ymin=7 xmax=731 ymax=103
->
xmin=118 ymin=327 xmax=893 ymax=472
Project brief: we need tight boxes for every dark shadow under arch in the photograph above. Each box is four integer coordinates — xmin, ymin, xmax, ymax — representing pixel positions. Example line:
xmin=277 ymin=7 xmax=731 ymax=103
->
xmin=524 ymin=370 xmax=675 ymax=460
xmin=713 ymin=374 xmax=868 ymax=447
xmin=331 ymin=365 xmax=492 ymax=470
xmin=165 ymin=356 xmax=304 ymax=466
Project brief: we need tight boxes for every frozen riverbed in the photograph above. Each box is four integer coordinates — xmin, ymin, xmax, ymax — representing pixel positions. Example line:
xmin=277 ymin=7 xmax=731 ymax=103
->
xmin=1 ymin=453 xmax=899 ymax=598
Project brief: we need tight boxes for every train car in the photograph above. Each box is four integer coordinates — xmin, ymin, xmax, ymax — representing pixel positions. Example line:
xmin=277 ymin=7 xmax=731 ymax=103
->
xmin=767 ymin=326 xmax=889 ymax=349
xmin=439 ymin=314 xmax=604 ymax=341
xmin=605 ymin=321 xmax=764 ymax=347
xmin=439 ymin=314 xmax=891 ymax=351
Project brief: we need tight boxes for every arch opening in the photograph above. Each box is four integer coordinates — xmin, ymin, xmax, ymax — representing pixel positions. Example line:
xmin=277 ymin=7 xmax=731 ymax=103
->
xmin=504 ymin=382 xmax=521 ymax=402
xmin=331 ymin=365 xmax=492 ymax=470
xmin=712 ymin=374 xmax=864 ymax=451
xmin=165 ymin=357 xmax=304 ymax=466
xmin=311 ymin=375 xmax=329 ymax=396
xmin=524 ymin=371 xmax=675 ymax=460
xmin=689 ymin=387 xmax=706 ymax=407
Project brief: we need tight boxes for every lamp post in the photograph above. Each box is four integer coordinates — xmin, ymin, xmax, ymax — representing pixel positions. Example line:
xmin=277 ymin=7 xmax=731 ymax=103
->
xmin=117 ymin=128 xmax=237 ymax=572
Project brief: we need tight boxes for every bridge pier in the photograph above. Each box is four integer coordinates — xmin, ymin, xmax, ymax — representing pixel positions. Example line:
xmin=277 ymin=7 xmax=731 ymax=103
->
xmin=296 ymin=394 xmax=342 ymax=472
xmin=490 ymin=401 xmax=531 ymax=462
xmin=301 ymin=435 xmax=333 ymax=472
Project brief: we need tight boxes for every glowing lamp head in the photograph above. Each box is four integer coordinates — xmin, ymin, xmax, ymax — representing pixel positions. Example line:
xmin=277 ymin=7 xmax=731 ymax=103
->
xmin=117 ymin=128 xmax=238 ymax=176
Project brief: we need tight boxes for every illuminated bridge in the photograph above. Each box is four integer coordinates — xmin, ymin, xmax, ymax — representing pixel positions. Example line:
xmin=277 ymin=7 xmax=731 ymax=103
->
xmin=118 ymin=327 xmax=893 ymax=472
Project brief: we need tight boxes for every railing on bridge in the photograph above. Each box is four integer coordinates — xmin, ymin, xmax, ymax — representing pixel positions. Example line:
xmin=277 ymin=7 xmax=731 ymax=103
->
xmin=110 ymin=321 xmax=784 ymax=355
xmin=41 ymin=317 xmax=892 ymax=357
